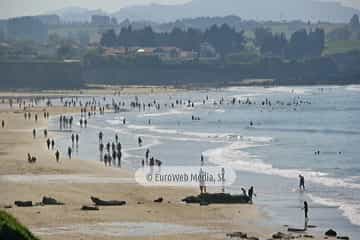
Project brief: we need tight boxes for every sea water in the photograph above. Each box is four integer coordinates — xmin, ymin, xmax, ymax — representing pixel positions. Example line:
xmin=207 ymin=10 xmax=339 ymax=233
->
xmin=50 ymin=85 xmax=360 ymax=238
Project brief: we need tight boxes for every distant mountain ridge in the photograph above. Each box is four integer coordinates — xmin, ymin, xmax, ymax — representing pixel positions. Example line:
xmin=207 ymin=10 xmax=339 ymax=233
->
xmin=47 ymin=6 xmax=106 ymax=23
xmin=112 ymin=0 xmax=360 ymax=23
xmin=49 ymin=0 xmax=360 ymax=23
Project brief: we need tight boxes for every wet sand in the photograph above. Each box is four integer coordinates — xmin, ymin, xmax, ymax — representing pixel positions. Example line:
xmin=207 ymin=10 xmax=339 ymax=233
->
xmin=0 ymin=88 xmax=323 ymax=240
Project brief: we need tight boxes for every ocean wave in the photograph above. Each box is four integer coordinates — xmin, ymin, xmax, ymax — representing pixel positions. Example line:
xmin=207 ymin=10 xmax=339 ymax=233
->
xmin=204 ymin=141 xmax=360 ymax=190
xmin=106 ymin=119 xmax=123 ymax=125
xmin=345 ymin=85 xmax=360 ymax=92
xmin=265 ymin=86 xmax=307 ymax=95
xmin=308 ymin=194 xmax=360 ymax=227
xmin=126 ymin=124 xmax=269 ymax=144
xmin=139 ymin=109 xmax=190 ymax=118
xmin=250 ymin=127 xmax=360 ymax=135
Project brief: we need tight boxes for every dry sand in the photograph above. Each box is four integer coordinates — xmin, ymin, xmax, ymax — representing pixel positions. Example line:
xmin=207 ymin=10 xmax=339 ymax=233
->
xmin=0 ymin=89 xmax=323 ymax=240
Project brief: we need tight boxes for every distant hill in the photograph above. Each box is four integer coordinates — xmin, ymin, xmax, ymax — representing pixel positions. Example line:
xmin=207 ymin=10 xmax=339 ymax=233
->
xmin=112 ymin=0 xmax=360 ymax=23
xmin=48 ymin=6 xmax=106 ymax=23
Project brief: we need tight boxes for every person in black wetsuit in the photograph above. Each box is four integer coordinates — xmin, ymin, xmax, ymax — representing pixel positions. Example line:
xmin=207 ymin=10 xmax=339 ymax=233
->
xmin=303 ymin=201 xmax=309 ymax=229
xmin=299 ymin=174 xmax=305 ymax=191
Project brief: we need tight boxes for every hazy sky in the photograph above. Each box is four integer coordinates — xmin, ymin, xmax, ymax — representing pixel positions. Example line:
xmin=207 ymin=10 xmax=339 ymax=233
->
xmin=0 ymin=0 xmax=359 ymax=19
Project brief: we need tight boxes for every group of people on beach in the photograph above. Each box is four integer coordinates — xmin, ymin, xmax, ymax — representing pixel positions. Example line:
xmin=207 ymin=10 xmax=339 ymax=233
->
xmin=7 ymin=92 xmax=318 ymax=234
xmin=98 ymin=132 xmax=123 ymax=167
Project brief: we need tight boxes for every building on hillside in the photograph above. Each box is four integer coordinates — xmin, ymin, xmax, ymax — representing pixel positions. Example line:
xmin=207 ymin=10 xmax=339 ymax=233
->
xmin=199 ymin=42 xmax=217 ymax=58
xmin=7 ymin=16 xmax=48 ymax=43
xmin=111 ymin=17 xmax=118 ymax=25
xmin=91 ymin=15 xmax=110 ymax=25
xmin=135 ymin=47 xmax=157 ymax=56
xmin=179 ymin=50 xmax=198 ymax=61
xmin=153 ymin=47 xmax=180 ymax=60
xmin=34 ymin=15 xmax=60 ymax=25
xmin=103 ymin=47 xmax=128 ymax=57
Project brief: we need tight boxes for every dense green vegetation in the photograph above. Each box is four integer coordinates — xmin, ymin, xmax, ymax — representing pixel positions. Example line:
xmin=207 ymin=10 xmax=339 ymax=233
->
xmin=0 ymin=210 xmax=38 ymax=240
xmin=100 ymin=24 xmax=245 ymax=57
xmin=324 ymin=40 xmax=360 ymax=55
xmin=0 ymin=61 xmax=83 ymax=89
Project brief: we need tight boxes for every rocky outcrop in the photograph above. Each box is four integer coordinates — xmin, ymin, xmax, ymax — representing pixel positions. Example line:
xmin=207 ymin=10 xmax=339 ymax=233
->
xmin=90 ymin=196 xmax=126 ymax=206
xmin=182 ymin=193 xmax=250 ymax=205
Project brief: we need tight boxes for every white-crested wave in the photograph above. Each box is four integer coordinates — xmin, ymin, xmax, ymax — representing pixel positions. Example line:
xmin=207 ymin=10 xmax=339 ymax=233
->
xmin=308 ymin=194 xmax=360 ymax=227
xmin=139 ymin=109 xmax=190 ymax=118
xmin=204 ymin=140 xmax=360 ymax=190
xmin=346 ymin=85 xmax=360 ymax=92
xmin=265 ymin=86 xmax=307 ymax=95
xmin=126 ymin=124 xmax=267 ymax=143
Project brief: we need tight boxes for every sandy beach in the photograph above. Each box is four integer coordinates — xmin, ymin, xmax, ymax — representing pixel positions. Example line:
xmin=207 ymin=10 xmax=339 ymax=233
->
xmin=0 ymin=88 xmax=327 ymax=240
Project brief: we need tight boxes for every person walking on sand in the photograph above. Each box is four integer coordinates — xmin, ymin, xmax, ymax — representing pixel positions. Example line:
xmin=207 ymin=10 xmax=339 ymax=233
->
xmin=1 ymin=120 xmax=4 ymax=128
xmin=302 ymin=201 xmax=309 ymax=230
xmin=67 ymin=147 xmax=72 ymax=159
xmin=46 ymin=138 xmax=51 ymax=150
xmin=299 ymin=174 xmax=305 ymax=191
xmin=199 ymin=168 xmax=206 ymax=194
xmin=55 ymin=150 xmax=60 ymax=163
xmin=51 ymin=139 xmax=55 ymax=150
xmin=32 ymin=128 xmax=36 ymax=138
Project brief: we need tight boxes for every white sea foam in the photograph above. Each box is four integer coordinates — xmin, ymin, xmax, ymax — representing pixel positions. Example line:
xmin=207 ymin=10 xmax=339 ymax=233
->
xmin=139 ymin=109 xmax=190 ymax=117
xmin=214 ymin=109 xmax=225 ymax=113
xmin=308 ymin=194 xmax=360 ymax=227
xmin=265 ymin=86 xmax=307 ymax=95
xmin=127 ymin=124 xmax=256 ymax=143
xmin=345 ymin=85 xmax=360 ymax=92
xmin=204 ymin=140 xmax=360 ymax=190
xmin=106 ymin=119 xmax=123 ymax=125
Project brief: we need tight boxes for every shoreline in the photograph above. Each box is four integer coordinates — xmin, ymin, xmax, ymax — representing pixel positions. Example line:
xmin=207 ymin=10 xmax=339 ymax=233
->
xmin=0 ymin=88 xmax=339 ymax=240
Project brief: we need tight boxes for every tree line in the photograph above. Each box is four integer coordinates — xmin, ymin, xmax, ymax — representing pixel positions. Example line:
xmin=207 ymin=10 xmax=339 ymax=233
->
xmin=254 ymin=27 xmax=325 ymax=59
xmin=100 ymin=23 xmax=326 ymax=60
xmin=100 ymin=24 xmax=245 ymax=57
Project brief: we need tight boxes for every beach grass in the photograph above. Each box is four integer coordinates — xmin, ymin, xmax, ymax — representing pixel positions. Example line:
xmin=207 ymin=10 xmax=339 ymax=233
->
xmin=0 ymin=210 xmax=39 ymax=240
